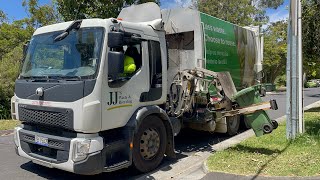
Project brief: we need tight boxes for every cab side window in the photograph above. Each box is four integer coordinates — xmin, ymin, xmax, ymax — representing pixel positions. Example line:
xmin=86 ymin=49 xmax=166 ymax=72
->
xmin=140 ymin=40 xmax=162 ymax=102
xmin=148 ymin=40 xmax=162 ymax=87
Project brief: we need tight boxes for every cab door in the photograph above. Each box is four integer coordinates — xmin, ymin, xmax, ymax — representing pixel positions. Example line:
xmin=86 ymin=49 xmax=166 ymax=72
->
xmin=101 ymin=29 xmax=150 ymax=130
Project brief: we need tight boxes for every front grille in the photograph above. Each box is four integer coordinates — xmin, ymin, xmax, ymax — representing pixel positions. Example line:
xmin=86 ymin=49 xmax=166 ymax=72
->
xmin=19 ymin=130 xmax=71 ymax=163
xmin=22 ymin=134 xmax=35 ymax=142
xmin=18 ymin=104 xmax=73 ymax=130
xmin=20 ymin=133 xmax=66 ymax=150
xmin=48 ymin=140 xmax=64 ymax=149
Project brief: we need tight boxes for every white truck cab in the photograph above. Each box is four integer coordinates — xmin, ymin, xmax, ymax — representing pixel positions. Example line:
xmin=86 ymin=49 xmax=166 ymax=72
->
xmin=13 ymin=3 xmax=174 ymax=174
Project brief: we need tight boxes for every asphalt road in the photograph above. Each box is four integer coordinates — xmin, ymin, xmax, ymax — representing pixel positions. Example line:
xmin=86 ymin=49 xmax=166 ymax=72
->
xmin=0 ymin=88 xmax=319 ymax=180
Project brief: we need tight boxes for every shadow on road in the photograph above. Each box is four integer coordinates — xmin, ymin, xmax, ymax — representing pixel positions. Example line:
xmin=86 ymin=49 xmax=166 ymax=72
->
xmin=307 ymin=94 xmax=320 ymax=98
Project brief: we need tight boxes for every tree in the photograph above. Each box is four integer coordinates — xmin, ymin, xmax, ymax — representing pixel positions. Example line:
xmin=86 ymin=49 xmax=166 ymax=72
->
xmin=0 ymin=45 xmax=22 ymax=119
xmin=56 ymin=0 xmax=160 ymax=21
xmin=0 ymin=9 xmax=8 ymax=24
xmin=0 ymin=20 xmax=33 ymax=59
xmin=302 ymin=0 xmax=320 ymax=62
xmin=262 ymin=20 xmax=287 ymax=83
xmin=198 ymin=0 xmax=284 ymax=26
xmin=22 ymin=0 xmax=60 ymax=28
xmin=296 ymin=0 xmax=320 ymax=80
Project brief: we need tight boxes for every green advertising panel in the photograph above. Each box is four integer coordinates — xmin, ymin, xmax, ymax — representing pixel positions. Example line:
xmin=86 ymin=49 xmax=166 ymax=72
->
xmin=200 ymin=13 xmax=257 ymax=89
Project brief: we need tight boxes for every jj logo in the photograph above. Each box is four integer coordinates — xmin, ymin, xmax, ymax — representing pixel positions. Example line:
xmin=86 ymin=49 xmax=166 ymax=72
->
xmin=107 ymin=92 xmax=118 ymax=105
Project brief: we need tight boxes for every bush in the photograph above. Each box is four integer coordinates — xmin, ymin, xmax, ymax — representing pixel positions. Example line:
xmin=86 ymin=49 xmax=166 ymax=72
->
xmin=0 ymin=45 xmax=22 ymax=119
xmin=275 ymin=75 xmax=286 ymax=87
xmin=305 ymin=81 xmax=318 ymax=88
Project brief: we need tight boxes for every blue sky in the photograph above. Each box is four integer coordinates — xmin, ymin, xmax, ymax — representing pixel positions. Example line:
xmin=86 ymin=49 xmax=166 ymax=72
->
xmin=0 ymin=0 xmax=50 ymax=20
xmin=0 ymin=0 xmax=289 ymax=23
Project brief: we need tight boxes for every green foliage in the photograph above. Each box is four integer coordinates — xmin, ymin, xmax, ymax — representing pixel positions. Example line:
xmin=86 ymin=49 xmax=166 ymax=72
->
xmin=0 ymin=20 xmax=30 ymax=119
xmin=305 ymin=81 xmax=317 ymax=88
xmin=198 ymin=0 xmax=284 ymax=26
xmin=0 ymin=9 xmax=8 ymax=24
xmin=56 ymin=0 xmax=160 ymax=21
xmin=0 ymin=0 xmax=59 ymax=118
xmin=0 ymin=19 xmax=32 ymax=118
xmin=0 ymin=20 xmax=33 ymax=59
xmin=275 ymin=75 xmax=286 ymax=87
xmin=263 ymin=20 xmax=287 ymax=84
xmin=22 ymin=0 xmax=60 ymax=27
xmin=304 ymin=61 xmax=320 ymax=80
xmin=0 ymin=105 xmax=11 ymax=120
xmin=0 ymin=45 xmax=22 ymax=119
xmin=302 ymin=0 xmax=320 ymax=62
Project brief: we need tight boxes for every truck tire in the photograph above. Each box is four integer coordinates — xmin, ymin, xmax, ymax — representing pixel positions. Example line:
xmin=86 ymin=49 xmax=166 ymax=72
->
xmin=227 ymin=115 xmax=240 ymax=136
xmin=133 ymin=115 xmax=167 ymax=173
xmin=240 ymin=115 xmax=251 ymax=130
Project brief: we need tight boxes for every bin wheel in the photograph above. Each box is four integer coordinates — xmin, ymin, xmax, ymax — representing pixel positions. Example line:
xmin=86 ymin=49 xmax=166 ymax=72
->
xmin=271 ymin=120 xmax=279 ymax=129
xmin=132 ymin=115 xmax=167 ymax=173
xmin=260 ymin=88 xmax=266 ymax=97
xmin=263 ymin=124 xmax=273 ymax=134
xmin=227 ymin=115 xmax=240 ymax=136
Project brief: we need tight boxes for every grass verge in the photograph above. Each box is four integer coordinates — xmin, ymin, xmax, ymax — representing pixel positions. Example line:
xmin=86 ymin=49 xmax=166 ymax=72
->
xmin=207 ymin=108 xmax=320 ymax=177
xmin=0 ymin=120 xmax=20 ymax=130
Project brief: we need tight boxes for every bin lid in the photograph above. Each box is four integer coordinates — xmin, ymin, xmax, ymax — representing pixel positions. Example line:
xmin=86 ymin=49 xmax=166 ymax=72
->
xmin=231 ymin=85 xmax=259 ymax=100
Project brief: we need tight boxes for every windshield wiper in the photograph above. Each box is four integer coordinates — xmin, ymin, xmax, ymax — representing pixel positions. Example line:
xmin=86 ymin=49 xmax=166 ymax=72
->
xmin=54 ymin=20 xmax=83 ymax=42
xmin=21 ymin=75 xmax=48 ymax=79
xmin=21 ymin=75 xmax=82 ymax=81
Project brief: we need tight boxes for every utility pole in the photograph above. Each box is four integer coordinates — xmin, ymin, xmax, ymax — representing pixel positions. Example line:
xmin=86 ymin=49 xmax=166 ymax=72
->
xmin=286 ymin=0 xmax=304 ymax=140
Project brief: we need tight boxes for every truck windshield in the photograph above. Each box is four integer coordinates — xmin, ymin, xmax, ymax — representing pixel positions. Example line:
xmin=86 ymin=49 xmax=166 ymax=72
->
xmin=21 ymin=27 xmax=104 ymax=79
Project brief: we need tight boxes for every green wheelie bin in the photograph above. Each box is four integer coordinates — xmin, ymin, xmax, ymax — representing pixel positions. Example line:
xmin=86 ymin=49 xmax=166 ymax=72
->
xmin=232 ymin=85 xmax=276 ymax=137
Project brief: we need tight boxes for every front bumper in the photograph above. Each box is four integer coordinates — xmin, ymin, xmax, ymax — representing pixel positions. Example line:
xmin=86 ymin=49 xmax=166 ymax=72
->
xmin=14 ymin=127 xmax=106 ymax=175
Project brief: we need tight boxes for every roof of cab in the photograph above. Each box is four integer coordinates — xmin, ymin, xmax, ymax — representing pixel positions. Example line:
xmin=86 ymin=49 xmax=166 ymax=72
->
xmin=33 ymin=18 xmax=107 ymax=36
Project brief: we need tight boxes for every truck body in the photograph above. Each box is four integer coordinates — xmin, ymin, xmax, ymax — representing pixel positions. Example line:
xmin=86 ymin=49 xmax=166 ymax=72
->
xmin=12 ymin=3 xmax=276 ymax=175
xmin=162 ymin=8 xmax=264 ymax=90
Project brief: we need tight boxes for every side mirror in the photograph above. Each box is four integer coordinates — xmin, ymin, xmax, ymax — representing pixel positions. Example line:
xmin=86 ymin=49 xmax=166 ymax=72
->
xmin=108 ymin=32 xmax=124 ymax=48
xmin=108 ymin=51 xmax=124 ymax=80
xmin=23 ymin=41 xmax=30 ymax=58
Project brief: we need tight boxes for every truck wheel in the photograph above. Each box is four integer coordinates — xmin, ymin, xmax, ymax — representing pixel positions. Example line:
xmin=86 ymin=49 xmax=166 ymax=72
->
xmin=240 ymin=115 xmax=251 ymax=130
xmin=227 ymin=115 xmax=240 ymax=136
xmin=133 ymin=115 xmax=167 ymax=173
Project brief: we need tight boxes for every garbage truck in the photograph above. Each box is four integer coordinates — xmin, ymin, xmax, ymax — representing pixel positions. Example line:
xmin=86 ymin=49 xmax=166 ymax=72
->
xmin=11 ymin=3 xmax=278 ymax=175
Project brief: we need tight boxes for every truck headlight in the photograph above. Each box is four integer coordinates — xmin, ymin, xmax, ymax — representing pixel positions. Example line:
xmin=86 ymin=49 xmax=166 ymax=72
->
xmin=72 ymin=139 xmax=91 ymax=162
xmin=13 ymin=127 xmax=19 ymax=147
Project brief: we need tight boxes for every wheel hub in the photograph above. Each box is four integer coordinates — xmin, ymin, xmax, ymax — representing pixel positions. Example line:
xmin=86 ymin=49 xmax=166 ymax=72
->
xmin=140 ymin=128 xmax=160 ymax=160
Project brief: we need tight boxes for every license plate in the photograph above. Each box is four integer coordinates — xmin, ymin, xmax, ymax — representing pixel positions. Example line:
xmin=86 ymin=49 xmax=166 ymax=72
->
xmin=35 ymin=135 xmax=48 ymax=146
